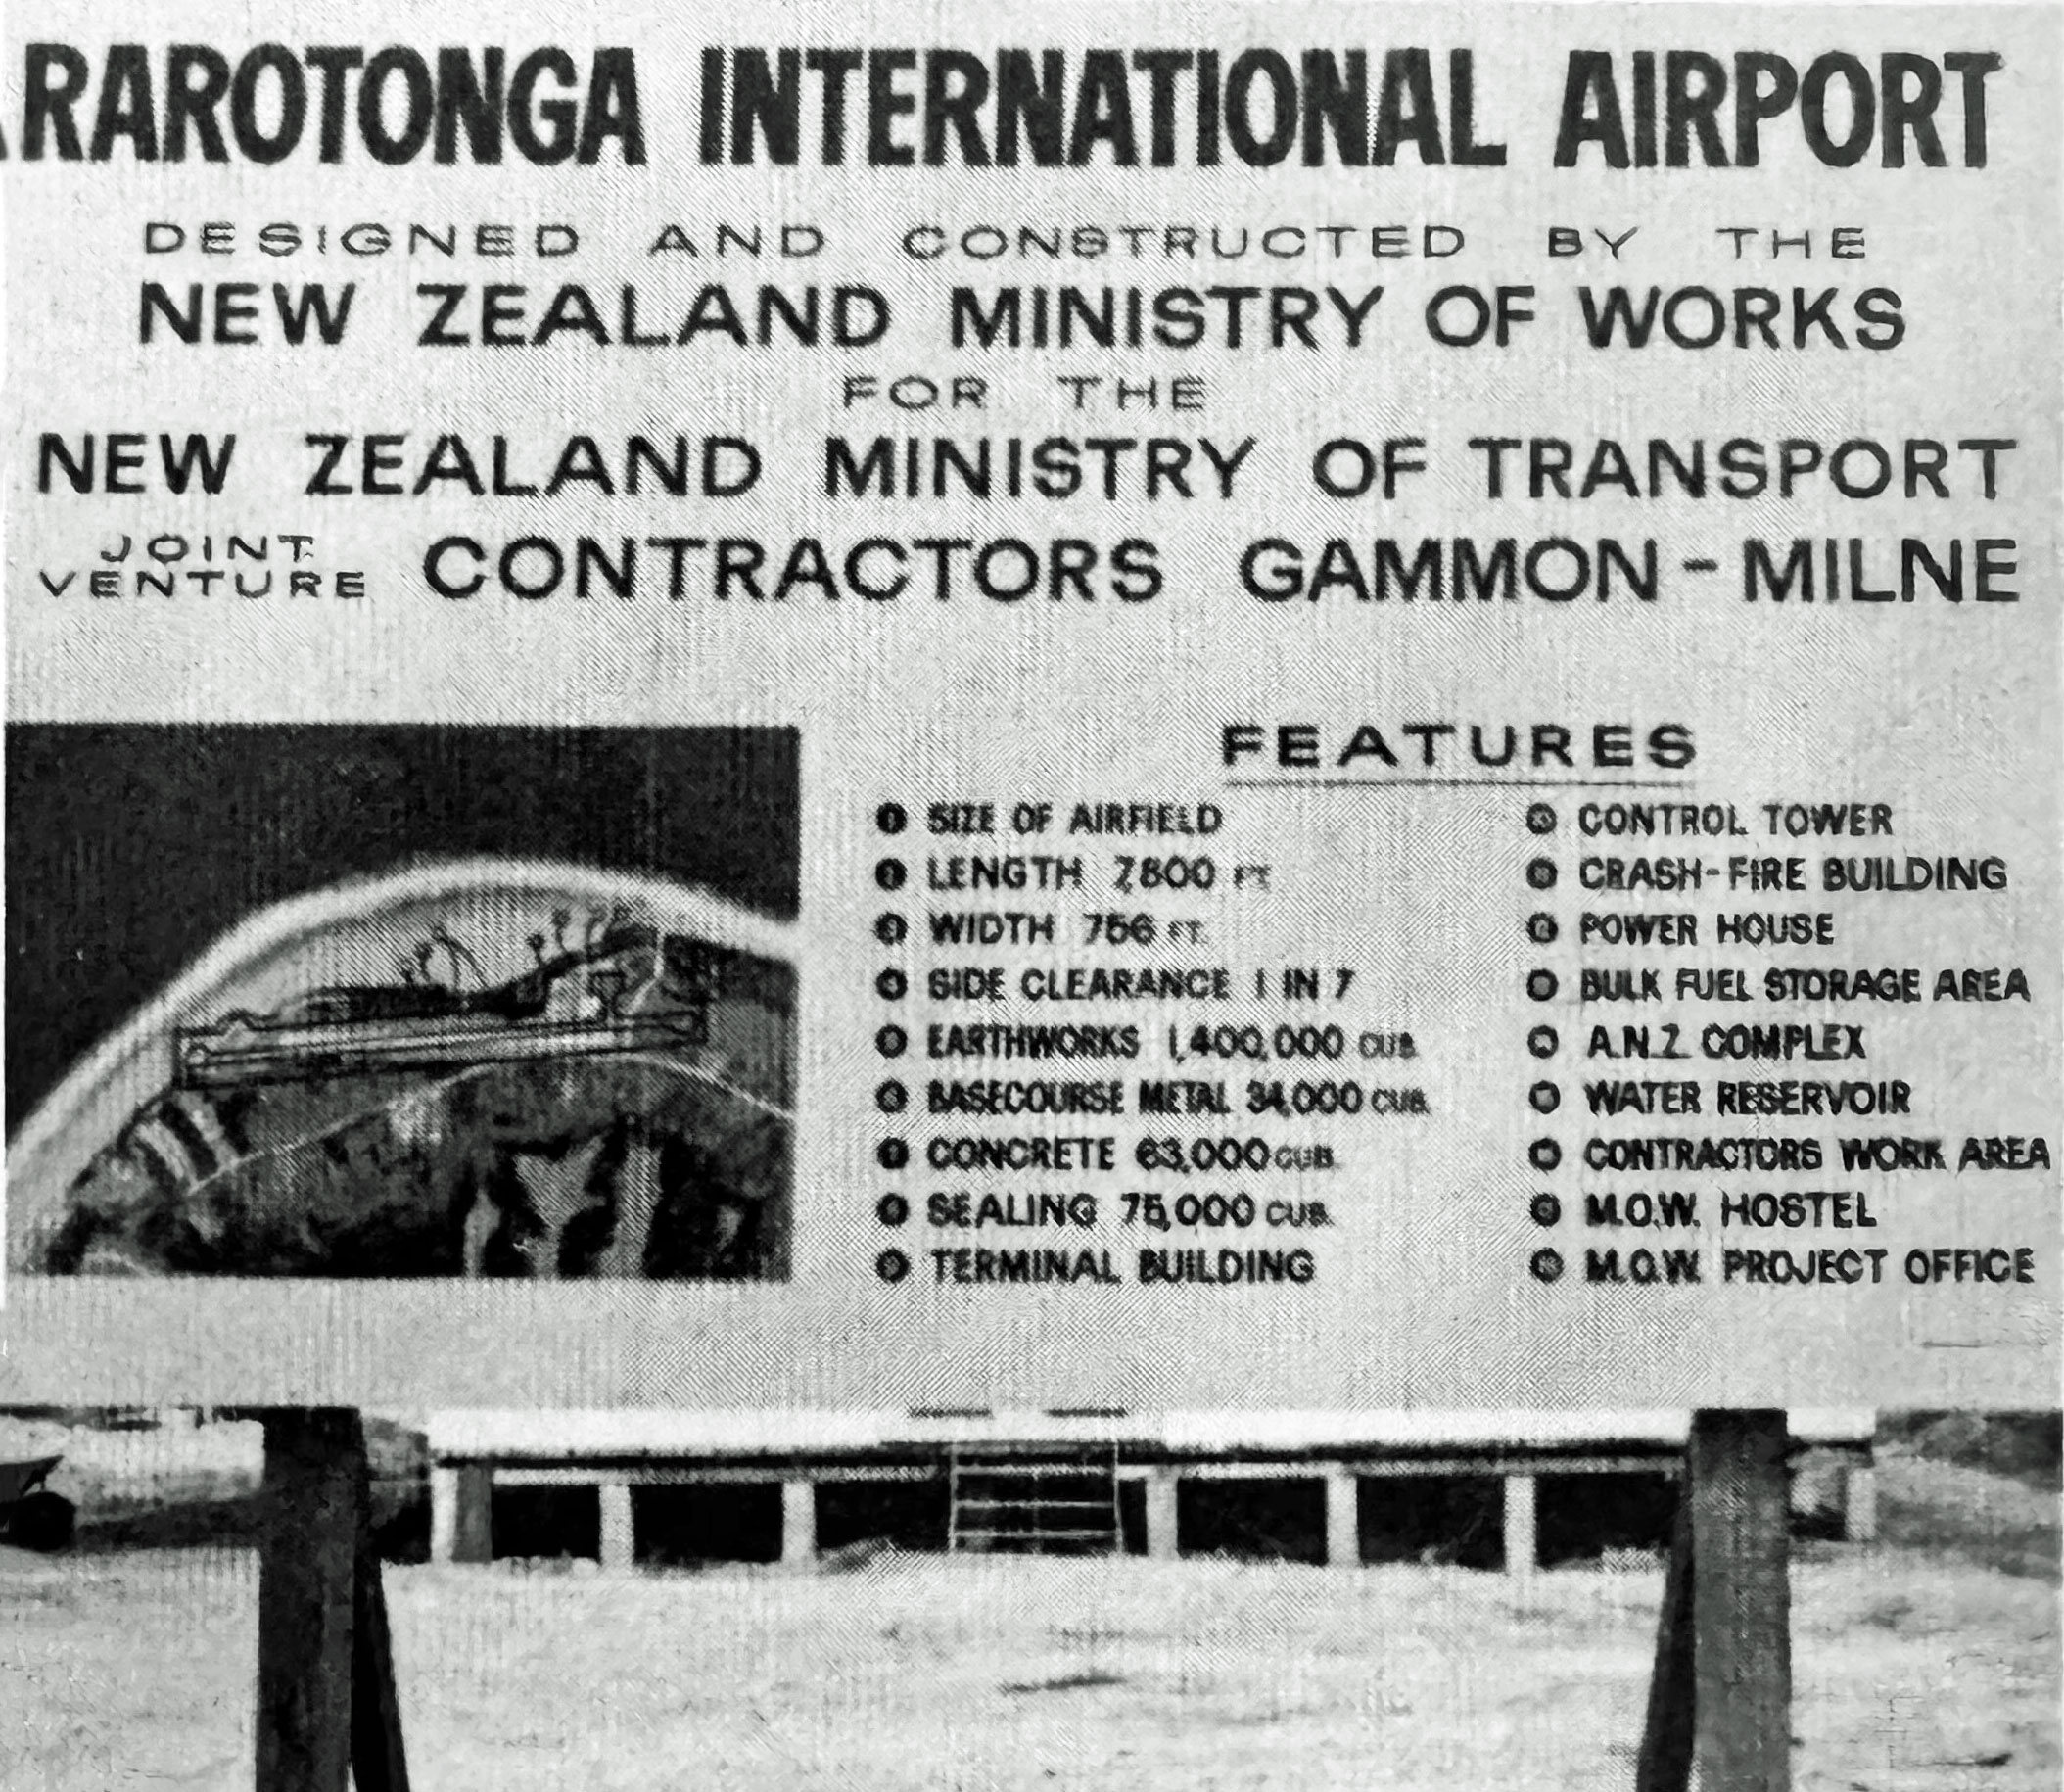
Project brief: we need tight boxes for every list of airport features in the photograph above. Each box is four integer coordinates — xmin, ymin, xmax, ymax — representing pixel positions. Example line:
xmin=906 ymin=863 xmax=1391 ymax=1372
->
xmin=860 ymin=750 xmax=2049 ymax=1302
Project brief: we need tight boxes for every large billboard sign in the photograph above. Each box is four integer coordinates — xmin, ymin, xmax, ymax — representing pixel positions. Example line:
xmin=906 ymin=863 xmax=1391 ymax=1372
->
xmin=3 ymin=4 xmax=2056 ymax=1410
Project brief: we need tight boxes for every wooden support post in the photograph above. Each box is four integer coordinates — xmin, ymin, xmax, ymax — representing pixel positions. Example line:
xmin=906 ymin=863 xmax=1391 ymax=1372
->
xmin=1323 ymin=1469 xmax=1359 ymax=1567
xmin=428 ymin=1469 xmax=458 ymax=1564
xmin=1502 ymin=1472 xmax=1538 ymax=1580
xmin=1844 ymin=1463 xmax=1878 ymax=1543
xmin=1144 ymin=1469 xmax=1180 ymax=1561
xmin=1634 ymin=1471 xmax=1697 ymax=1792
xmin=258 ymin=1411 xmax=361 ymax=1792
xmin=781 ymin=1478 xmax=817 ymax=1566
xmin=451 ymin=1464 xmax=493 ymax=1564
xmin=257 ymin=1410 xmax=410 ymax=1792
xmin=1691 ymin=1410 xmax=1792 ymax=1792
xmin=598 ymin=1483 xmax=635 ymax=1570
xmin=1636 ymin=1410 xmax=1792 ymax=1792
xmin=350 ymin=1537 xmax=411 ymax=1792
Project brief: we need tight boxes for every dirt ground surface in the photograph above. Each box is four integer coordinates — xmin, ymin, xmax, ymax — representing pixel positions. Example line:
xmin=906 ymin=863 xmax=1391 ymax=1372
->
xmin=2 ymin=1536 xmax=2054 ymax=1792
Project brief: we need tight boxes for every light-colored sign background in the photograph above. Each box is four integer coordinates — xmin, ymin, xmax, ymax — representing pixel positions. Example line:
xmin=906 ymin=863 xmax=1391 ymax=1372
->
xmin=4 ymin=3 xmax=2057 ymax=1407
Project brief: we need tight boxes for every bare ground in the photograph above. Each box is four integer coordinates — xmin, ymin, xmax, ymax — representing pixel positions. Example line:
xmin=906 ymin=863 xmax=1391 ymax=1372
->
xmin=1 ymin=1540 xmax=2053 ymax=1792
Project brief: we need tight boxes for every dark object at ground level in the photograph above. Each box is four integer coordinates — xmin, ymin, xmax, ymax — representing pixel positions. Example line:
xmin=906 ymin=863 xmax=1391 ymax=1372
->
xmin=0 ymin=1455 xmax=77 ymax=1551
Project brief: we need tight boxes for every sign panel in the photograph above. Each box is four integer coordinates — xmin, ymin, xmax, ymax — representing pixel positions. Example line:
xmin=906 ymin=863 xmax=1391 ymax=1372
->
xmin=3 ymin=3 xmax=2056 ymax=1408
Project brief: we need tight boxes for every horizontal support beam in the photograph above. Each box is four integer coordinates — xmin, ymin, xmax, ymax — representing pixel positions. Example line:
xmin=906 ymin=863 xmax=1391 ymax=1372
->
xmin=495 ymin=1464 xmax=937 ymax=1486
xmin=488 ymin=1453 xmax=1704 ymax=1485
xmin=456 ymin=1448 xmax=1865 ymax=1485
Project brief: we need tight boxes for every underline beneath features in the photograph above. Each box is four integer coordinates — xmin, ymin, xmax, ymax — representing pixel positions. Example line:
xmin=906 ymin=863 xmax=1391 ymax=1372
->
xmin=1225 ymin=778 xmax=1694 ymax=791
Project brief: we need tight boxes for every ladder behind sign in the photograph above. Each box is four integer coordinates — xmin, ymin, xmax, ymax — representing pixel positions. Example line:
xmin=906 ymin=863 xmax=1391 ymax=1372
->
xmin=947 ymin=1440 xmax=1122 ymax=1556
